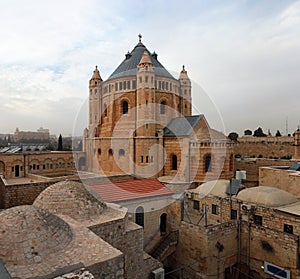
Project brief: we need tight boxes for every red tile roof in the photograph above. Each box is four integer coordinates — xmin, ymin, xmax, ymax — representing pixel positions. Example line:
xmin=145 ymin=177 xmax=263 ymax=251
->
xmin=88 ymin=178 xmax=173 ymax=203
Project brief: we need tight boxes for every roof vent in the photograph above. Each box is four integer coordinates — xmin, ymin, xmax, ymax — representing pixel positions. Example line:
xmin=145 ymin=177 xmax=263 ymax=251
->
xmin=125 ymin=51 xmax=132 ymax=60
xmin=152 ymin=51 xmax=158 ymax=60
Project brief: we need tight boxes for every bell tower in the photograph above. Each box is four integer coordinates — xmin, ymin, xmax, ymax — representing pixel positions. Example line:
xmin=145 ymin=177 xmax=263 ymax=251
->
xmin=179 ymin=65 xmax=192 ymax=116
xmin=136 ymin=48 xmax=156 ymax=136
xmin=89 ymin=66 xmax=102 ymax=137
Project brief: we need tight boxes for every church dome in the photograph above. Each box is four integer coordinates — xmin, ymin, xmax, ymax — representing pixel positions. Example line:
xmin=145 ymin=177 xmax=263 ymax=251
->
xmin=33 ymin=180 xmax=107 ymax=221
xmin=0 ymin=205 xmax=72 ymax=265
xmin=237 ymin=186 xmax=298 ymax=207
xmin=107 ymin=36 xmax=175 ymax=80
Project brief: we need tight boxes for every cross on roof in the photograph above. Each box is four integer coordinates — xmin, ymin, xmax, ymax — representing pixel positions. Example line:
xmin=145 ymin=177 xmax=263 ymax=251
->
xmin=138 ymin=34 xmax=142 ymax=43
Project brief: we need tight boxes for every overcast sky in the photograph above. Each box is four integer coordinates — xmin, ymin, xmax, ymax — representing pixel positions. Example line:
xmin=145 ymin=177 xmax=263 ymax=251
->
xmin=0 ymin=0 xmax=299 ymax=136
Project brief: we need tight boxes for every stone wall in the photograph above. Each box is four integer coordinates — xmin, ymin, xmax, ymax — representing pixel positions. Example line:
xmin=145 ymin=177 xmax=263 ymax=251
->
xmin=0 ymin=152 xmax=85 ymax=179
xmin=0 ymin=176 xmax=72 ymax=209
xmin=234 ymin=158 xmax=293 ymax=187
xmin=234 ymin=138 xmax=294 ymax=159
xmin=178 ymin=187 xmax=300 ymax=278
xmin=259 ymin=167 xmax=300 ymax=197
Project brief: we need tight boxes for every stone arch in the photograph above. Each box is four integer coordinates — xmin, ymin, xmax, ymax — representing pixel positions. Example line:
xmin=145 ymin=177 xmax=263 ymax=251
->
xmin=121 ymin=99 xmax=129 ymax=114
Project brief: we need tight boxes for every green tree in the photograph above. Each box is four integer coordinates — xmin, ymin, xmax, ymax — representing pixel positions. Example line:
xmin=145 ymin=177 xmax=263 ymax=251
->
xmin=253 ymin=127 xmax=267 ymax=137
xmin=228 ymin=132 xmax=239 ymax=142
xmin=244 ymin=129 xmax=252 ymax=136
xmin=275 ymin=130 xmax=282 ymax=137
xmin=58 ymin=134 xmax=63 ymax=151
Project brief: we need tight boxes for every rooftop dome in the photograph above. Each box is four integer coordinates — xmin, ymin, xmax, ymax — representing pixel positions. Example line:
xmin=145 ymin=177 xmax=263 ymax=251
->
xmin=34 ymin=180 xmax=107 ymax=221
xmin=0 ymin=205 xmax=72 ymax=265
xmin=237 ymin=186 xmax=298 ymax=207
xmin=192 ymin=180 xmax=230 ymax=198
xmin=107 ymin=37 xmax=175 ymax=81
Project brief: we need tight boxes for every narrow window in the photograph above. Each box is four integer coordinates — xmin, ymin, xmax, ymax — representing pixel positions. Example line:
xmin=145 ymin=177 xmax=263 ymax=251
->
xmin=122 ymin=101 xmax=129 ymax=114
xmin=212 ymin=204 xmax=218 ymax=215
xmin=160 ymin=101 xmax=166 ymax=114
xmin=108 ymin=149 xmax=113 ymax=156
xmin=139 ymin=77 xmax=142 ymax=83
xmin=193 ymin=200 xmax=200 ymax=210
xmin=204 ymin=155 xmax=212 ymax=172
xmin=135 ymin=206 xmax=144 ymax=227
xmin=132 ymin=80 xmax=136 ymax=89
xmin=119 ymin=81 xmax=123 ymax=90
xmin=254 ymin=215 xmax=262 ymax=226
xmin=146 ymin=156 xmax=149 ymax=163
xmin=119 ymin=149 xmax=125 ymax=156
xmin=123 ymin=81 xmax=126 ymax=90
xmin=284 ymin=224 xmax=293 ymax=234
xmin=145 ymin=76 xmax=148 ymax=83
xmin=98 ymin=148 xmax=101 ymax=155
xmin=160 ymin=213 xmax=167 ymax=233
xmin=141 ymin=156 xmax=144 ymax=163
xmin=171 ymin=154 xmax=177 ymax=170
xmin=230 ymin=209 xmax=237 ymax=220
xmin=115 ymin=82 xmax=118 ymax=91
xmin=127 ymin=80 xmax=130 ymax=89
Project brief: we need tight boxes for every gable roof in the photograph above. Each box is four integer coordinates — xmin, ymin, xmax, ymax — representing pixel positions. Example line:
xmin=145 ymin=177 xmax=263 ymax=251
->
xmin=107 ymin=42 xmax=175 ymax=81
xmin=88 ymin=178 xmax=173 ymax=203
xmin=163 ymin=115 xmax=204 ymax=137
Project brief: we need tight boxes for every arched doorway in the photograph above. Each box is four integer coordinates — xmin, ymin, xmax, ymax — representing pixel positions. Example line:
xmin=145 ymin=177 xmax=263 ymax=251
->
xmin=160 ymin=213 xmax=167 ymax=233
xmin=135 ymin=206 xmax=144 ymax=227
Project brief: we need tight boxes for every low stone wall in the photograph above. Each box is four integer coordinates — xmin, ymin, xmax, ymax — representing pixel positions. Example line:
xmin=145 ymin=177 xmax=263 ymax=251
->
xmin=259 ymin=167 xmax=300 ymax=197
xmin=234 ymin=158 xmax=293 ymax=187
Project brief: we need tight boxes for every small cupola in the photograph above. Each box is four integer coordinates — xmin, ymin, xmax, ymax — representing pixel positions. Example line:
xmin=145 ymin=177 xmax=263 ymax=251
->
xmin=89 ymin=65 xmax=102 ymax=86
xmin=138 ymin=50 xmax=153 ymax=67
xmin=179 ymin=65 xmax=189 ymax=79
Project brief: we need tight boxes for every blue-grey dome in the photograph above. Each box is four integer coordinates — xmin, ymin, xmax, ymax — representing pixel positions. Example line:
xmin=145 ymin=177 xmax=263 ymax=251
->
xmin=107 ymin=42 xmax=176 ymax=81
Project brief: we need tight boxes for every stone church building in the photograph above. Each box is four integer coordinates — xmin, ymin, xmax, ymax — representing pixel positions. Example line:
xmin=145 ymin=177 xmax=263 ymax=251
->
xmin=83 ymin=36 xmax=234 ymax=181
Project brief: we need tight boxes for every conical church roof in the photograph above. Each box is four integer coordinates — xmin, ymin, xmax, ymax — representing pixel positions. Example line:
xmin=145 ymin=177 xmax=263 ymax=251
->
xmin=107 ymin=39 xmax=175 ymax=80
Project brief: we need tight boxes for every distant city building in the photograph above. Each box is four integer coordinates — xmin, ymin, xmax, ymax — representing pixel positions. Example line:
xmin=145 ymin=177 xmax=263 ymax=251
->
xmin=14 ymin=127 xmax=50 ymax=142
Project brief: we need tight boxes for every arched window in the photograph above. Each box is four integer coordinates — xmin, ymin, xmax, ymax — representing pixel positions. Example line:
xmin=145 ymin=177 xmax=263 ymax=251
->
xmin=160 ymin=213 xmax=167 ymax=233
xmin=204 ymin=154 xmax=212 ymax=172
xmin=108 ymin=149 xmax=113 ymax=156
xmin=119 ymin=149 xmax=125 ymax=156
xmin=160 ymin=101 xmax=166 ymax=114
xmin=135 ymin=206 xmax=144 ymax=227
xmin=171 ymin=154 xmax=177 ymax=170
xmin=104 ymin=104 xmax=107 ymax=117
xmin=229 ymin=154 xmax=234 ymax=171
xmin=98 ymin=148 xmax=101 ymax=155
xmin=122 ymin=101 xmax=128 ymax=114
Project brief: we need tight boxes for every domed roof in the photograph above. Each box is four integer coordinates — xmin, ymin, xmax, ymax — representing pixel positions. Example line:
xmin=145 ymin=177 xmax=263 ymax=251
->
xmin=193 ymin=180 xmax=230 ymax=198
xmin=34 ymin=180 xmax=107 ymax=221
xmin=0 ymin=205 xmax=72 ymax=265
xmin=237 ymin=186 xmax=298 ymax=207
xmin=107 ymin=39 xmax=175 ymax=81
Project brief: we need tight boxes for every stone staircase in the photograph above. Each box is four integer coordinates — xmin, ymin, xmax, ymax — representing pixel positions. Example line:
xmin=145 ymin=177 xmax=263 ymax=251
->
xmin=151 ymin=231 xmax=179 ymax=262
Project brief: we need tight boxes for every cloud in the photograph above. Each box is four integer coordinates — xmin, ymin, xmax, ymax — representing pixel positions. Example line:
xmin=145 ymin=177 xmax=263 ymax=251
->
xmin=0 ymin=0 xmax=299 ymax=136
